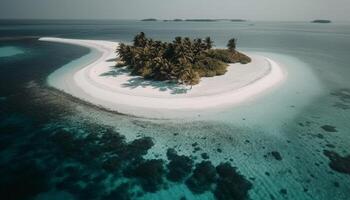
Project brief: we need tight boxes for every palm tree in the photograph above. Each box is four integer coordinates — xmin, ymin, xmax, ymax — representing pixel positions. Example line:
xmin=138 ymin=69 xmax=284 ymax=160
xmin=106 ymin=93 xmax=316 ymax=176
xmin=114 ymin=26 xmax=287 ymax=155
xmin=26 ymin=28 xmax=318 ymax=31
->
xmin=227 ymin=38 xmax=237 ymax=52
xmin=117 ymin=43 xmax=134 ymax=66
xmin=117 ymin=33 xmax=248 ymax=86
xmin=179 ymin=65 xmax=200 ymax=87
xmin=194 ymin=38 xmax=202 ymax=49
xmin=133 ymin=32 xmax=147 ymax=47
xmin=174 ymin=36 xmax=183 ymax=46
xmin=204 ymin=37 xmax=213 ymax=50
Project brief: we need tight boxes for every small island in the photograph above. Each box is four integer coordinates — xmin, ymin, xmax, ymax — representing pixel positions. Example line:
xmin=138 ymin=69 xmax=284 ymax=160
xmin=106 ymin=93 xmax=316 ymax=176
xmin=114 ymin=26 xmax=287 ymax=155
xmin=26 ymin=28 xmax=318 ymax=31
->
xmin=41 ymin=35 xmax=284 ymax=117
xmin=141 ymin=18 xmax=158 ymax=21
xmin=311 ymin=19 xmax=331 ymax=23
xmin=163 ymin=19 xmax=184 ymax=22
xmin=117 ymin=32 xmax=251 ymax=85
xmin=185 ymin=19 xmax=219 ymax=22
xmin=231 ymin=19 xmax=247 ymax=22
xmin=160 ymin=19 xmax=247 ymax=23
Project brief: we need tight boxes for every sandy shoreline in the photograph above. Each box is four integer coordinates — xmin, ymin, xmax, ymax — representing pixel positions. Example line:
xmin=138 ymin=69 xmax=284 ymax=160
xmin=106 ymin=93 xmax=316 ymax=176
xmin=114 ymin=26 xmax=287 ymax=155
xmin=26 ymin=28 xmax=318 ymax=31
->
xmin=40 ymin=37 xmax=286 ymax=118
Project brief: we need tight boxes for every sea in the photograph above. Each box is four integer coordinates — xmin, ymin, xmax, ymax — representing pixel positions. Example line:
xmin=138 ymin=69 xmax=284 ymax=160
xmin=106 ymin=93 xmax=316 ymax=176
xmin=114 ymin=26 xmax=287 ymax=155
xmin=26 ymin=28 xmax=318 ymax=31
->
xmin=0 ymin=19 xmax=349 ymax=200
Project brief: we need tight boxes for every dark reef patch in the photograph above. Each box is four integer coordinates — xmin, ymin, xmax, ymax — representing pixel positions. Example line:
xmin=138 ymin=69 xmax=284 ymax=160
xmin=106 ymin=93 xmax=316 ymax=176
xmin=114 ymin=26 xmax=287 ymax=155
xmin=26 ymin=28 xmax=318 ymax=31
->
xmin=192 ymin=146 xmax=201 ymax=153
xmin=201 ymin=153 xmax=209 ymax=160
xmin=125 ymin=159 xmax=165 ymax=192
xmin=325 ymin=144 xmax=335 ymax=148
xmin=331 ymin=89 xmax=350 ymax=110
xmin=331 ymin=89 xmax=350 ymax=101
xmin=333 ymin=181 xmax=340 ymax=188
xmin=323 ymin=150 xmax=350 ymax=174
xmin=333 ymin=102 xmax=350 ymax=110
xmin=321 ymin=125 xmax=337 ymax=132
xmin=126 ymin=137 xmax=154 ymax=159
xmin=264 ymin=151 xmax=283 ymax=161
xmin=0 ymin=163 xmax=49 ymax=200
xmin=51 ymin=129 xmax=85 ymax=157
xmin=102 ymin=156 xmax=121 ymax=172
xmin=99 ymin=129 xmax=127 ymax=153
xmin=103 ymin=183 xmax=132 ymax=200
xmin=185 ymin=161 xmax=217 ymax=194
xmin=47 ymin=125 xmax=163 ymax=195
xmin=166 ymin=148 xmax=194 ymax=182
xmin=315 ymin=133 xmax=324 ymax=139
xmin=271 ymin=151 xmax=282 ymax=160
xmin=214 ymin=163 xmax=252 ymax=200
xmin=280 ymin=188 xmax=287 ymax=195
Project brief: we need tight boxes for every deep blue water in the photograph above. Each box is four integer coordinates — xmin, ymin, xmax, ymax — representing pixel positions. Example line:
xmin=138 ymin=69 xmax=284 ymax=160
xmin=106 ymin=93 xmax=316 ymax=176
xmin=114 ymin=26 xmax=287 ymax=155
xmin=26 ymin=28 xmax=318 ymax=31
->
xmin=0 ymin=20 xmax=350 ymax=200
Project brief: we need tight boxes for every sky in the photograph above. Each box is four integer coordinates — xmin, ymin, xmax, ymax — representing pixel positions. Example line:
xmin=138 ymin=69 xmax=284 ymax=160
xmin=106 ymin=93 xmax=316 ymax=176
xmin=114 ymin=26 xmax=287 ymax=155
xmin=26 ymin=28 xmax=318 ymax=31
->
xmin=0 ymin=0 xmax=349 ymax=21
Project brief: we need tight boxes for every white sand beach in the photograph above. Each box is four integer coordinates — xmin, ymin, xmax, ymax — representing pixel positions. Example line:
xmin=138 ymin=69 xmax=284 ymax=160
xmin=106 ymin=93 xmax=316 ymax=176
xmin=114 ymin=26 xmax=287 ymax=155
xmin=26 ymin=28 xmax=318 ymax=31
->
xmin=40 ymin=37 xmax=286 ymax=118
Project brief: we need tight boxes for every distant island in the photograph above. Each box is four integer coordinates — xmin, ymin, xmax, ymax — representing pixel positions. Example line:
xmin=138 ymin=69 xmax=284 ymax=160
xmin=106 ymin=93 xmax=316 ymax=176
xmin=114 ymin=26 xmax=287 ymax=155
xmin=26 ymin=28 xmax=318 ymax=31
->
xmin=145 ymin=18 xmax=248 ymax=23
xmin=231 ymin=19 xmax=247 ymax=22
xmin=311 ymin=19 xmax=331 ymax=23
xmin=185 ymin=19 xmax=218 ymax=22
xmin=185 ymin=19 xmax=247 ymax=22
xmin=141 ymin=18 xmax=158 ymax=21
xmin=117 ymin=32 xmax=251 ymax=85
xmin=163 ymin=19 xmax=184 ymax=22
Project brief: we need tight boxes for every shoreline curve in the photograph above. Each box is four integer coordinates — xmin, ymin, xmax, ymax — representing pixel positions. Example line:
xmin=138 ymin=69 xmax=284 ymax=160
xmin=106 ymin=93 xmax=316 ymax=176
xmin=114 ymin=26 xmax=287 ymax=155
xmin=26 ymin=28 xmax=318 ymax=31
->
xmin=40 ymin=37 xmax=286 ymax=118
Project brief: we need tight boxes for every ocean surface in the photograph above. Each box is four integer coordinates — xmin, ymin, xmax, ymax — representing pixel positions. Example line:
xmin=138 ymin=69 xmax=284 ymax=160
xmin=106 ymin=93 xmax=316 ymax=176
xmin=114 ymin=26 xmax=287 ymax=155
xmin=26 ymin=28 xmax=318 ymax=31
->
xmin=0 ymin=20 xmax=349 ymax=200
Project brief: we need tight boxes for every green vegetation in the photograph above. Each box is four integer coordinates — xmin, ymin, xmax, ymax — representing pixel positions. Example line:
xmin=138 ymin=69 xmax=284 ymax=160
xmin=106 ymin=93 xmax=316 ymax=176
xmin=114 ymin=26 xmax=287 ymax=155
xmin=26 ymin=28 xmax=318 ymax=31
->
xmin=311 ymin=19 xmax=331 ymax=23
xmin=163 ymin=19 xmax=184 ymax=22
xmin=117 ymin=32 xmax=251 ymax=85
xmin=149 ymin=19 xmax=247 ymax=23
xmin=185 ymin=19 xmax=218 ymax=22
xmin=141 ymin=18 xmax=158 ymax=21
xmin=231 ymin=19 xmax=247 ymax=22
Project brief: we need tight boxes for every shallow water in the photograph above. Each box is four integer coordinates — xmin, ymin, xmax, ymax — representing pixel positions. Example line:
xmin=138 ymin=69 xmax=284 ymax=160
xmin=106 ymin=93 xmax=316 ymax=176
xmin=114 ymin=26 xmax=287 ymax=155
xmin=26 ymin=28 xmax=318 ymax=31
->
xmin=0 ymin=20 xmax=350 ymax=200
xmin=0 ymin=46 xmax=23 ymax=58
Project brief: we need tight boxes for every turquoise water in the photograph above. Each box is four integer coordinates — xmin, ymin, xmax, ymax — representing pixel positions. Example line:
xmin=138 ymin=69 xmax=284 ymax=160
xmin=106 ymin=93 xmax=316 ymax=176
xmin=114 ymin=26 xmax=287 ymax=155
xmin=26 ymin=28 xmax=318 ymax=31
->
xmin=0 ymin=20 xmax=349 ymax=200
xmin=0 ymin=46 xmax=23 ymax=57
xmin=47 ymin=44 xmax=101 ymax=90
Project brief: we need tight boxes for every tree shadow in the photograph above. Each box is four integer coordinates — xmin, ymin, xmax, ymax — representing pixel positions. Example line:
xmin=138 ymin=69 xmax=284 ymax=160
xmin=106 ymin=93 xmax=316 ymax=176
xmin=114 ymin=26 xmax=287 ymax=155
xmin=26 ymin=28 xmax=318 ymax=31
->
xmin=100 ymin=68 xmax=130 ymax=77
xmin=99 ymin=67 xmax=190 ymax=94
xmin=121 ymin=77 xmax=190 ymax=94
xmin=106 ymin=58 xmax=117 ymax=62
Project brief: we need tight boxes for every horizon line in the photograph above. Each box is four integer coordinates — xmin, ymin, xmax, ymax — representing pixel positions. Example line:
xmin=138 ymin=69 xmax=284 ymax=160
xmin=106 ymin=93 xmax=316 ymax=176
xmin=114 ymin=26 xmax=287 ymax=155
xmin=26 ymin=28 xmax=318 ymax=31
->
xmin=0 ymin=18 xmax=347 ymax=23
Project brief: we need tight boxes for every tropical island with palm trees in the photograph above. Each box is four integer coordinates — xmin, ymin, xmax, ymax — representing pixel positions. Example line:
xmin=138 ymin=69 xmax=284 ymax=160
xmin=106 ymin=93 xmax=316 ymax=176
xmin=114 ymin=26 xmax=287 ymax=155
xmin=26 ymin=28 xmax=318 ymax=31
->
xmin=117 ymin=32 xmax=251 ymax=85
xmin=40 ymin=34 xmax=285 ymax=118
